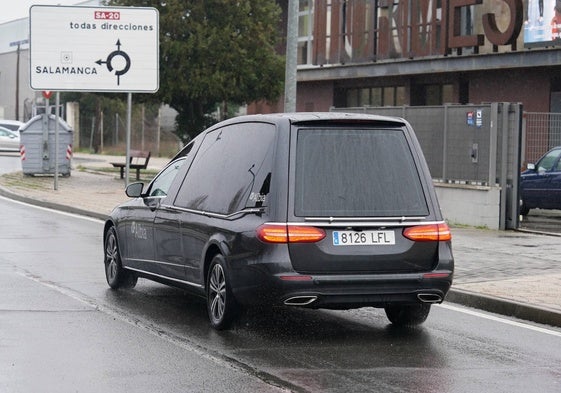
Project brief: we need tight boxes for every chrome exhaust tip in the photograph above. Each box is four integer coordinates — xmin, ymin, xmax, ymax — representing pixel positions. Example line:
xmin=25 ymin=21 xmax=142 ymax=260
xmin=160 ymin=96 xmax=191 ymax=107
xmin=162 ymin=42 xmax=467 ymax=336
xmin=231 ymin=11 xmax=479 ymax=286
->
xmin=284 ymin=296 xmax=318 ymax=306
xmin=417 ymin=293 xmax=443 ymax=303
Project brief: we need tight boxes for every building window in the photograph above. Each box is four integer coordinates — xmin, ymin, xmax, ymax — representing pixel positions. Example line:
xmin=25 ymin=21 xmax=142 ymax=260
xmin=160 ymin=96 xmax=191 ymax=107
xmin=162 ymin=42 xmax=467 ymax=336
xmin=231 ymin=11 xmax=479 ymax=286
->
xmin=343 ymin=86 xmax=406 ymax=107
xmin=442 ymin=84 xmax=454 ymax=103
xmin=411 ymin=83 xmax=454 ymax=105
xmin=383 ymin=88 xmax=395 ymax=106
xmin=360 ymin=88 xmax=370 ymax=105
xmin=425 ymin=85 xmax=441 ymax=105
xmin=298 ymin=0 xmax=314 ymax=65
xmin=372 ymin=88 xmax=383 ymax=106
xmin=346 ymin=89 xmax=358 ymax=107
xmin=395 ymin=86 xmax=406 ymax=105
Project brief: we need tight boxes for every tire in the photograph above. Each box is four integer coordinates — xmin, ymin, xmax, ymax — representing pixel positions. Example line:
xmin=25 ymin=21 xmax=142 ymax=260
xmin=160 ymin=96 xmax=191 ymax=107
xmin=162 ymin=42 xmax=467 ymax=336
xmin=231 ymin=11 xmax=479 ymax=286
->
xmin=104 ymin=227 xmax=138 ymax=289
xmin=206 ymin=254 xmax=239 ymax=330
xmin=384 ymin=304 xmax=431 ymax=326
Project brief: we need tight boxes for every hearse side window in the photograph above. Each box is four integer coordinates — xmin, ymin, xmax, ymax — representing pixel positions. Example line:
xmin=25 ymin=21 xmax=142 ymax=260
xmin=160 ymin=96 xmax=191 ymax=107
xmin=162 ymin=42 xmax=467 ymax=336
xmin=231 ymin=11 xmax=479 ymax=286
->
xmin=148 ymin=157 xmax=187 ymax=197
xmin=174 ymin=123 xmax=275 ymax=215
xmin=294 ymin=127 xmax=429 ymax=217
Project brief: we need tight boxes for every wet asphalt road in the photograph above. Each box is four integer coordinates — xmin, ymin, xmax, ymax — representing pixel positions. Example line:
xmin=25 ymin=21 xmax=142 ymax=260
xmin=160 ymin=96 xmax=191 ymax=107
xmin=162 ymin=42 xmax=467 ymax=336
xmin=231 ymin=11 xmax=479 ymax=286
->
xmin=1 ymin=197 xmax=561 ymax=392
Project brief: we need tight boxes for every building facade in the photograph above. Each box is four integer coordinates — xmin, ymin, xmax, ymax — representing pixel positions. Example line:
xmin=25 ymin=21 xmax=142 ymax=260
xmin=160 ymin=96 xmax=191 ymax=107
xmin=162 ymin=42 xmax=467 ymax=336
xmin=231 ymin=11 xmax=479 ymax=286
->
xmin=256 ymin=0 xmax=561 ymax=114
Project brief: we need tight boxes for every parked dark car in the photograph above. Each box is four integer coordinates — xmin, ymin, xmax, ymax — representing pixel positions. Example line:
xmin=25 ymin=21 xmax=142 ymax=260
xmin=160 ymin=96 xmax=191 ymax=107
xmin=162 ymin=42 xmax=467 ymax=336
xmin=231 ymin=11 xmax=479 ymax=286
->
xmin=103 ymin=113 xmax=454 ymax=330
xmin=520 ymin=146 xmax=561 ymax=216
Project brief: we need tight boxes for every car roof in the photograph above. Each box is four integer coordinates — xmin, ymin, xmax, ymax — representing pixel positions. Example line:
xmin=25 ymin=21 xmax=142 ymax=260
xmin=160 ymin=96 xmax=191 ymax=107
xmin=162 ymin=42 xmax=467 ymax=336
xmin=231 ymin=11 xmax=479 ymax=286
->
xmin=210 ymin=112 xmax=408 ymax=129
xmin=255 ymin=112 xmax=403 ymax=122
xmin=0 ymin=120 xmax=24 ymax=126
xmin=0 ymin=120 xmax=24 ymax=131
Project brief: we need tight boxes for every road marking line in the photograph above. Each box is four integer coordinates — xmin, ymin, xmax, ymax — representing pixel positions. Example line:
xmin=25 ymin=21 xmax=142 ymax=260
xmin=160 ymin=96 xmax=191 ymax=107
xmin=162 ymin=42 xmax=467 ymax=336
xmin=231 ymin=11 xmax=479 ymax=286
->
xmin=439 ymin=303 xmax=561 ymax=337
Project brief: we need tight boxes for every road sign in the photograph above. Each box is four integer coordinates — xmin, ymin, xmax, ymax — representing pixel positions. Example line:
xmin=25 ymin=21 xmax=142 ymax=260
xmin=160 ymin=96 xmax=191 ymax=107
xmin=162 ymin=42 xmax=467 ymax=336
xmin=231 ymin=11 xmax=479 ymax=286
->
xmin=29 ymin=5 xmax=159 ymax=93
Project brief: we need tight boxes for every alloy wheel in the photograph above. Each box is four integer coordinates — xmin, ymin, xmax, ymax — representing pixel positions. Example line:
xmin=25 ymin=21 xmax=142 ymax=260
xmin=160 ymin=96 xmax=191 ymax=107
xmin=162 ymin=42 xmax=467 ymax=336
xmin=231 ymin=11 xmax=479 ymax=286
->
xmin=208 ymin=263 xmax=226 ymax=323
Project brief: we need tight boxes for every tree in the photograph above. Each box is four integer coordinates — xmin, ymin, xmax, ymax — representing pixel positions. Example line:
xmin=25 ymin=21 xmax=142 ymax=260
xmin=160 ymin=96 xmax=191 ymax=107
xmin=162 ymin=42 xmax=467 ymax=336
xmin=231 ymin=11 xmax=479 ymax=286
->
xmin=108 ymin=0 xmax=285 ymax=140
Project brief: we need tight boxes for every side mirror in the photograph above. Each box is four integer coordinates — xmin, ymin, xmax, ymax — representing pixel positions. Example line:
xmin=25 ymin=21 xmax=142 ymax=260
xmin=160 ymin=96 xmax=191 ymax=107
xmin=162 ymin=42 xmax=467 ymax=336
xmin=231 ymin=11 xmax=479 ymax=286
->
xmin=125 ymin=182 xmax=144 ymax=198
xmin=527 ymin=163 xmax=535 ymax=171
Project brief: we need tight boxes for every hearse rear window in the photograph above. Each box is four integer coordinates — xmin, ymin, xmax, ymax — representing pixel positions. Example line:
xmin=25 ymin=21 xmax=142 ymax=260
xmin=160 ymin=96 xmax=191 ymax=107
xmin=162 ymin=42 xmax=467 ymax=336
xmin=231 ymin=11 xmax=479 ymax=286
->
xmin=294 ymin=128 xmax=429 ymax=217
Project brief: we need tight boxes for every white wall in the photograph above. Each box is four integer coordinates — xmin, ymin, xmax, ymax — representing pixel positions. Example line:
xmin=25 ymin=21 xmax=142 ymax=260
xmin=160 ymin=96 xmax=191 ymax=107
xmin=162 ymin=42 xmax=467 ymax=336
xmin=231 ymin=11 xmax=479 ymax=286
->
xmin=435 ymin=183 xmax=501 ymax=230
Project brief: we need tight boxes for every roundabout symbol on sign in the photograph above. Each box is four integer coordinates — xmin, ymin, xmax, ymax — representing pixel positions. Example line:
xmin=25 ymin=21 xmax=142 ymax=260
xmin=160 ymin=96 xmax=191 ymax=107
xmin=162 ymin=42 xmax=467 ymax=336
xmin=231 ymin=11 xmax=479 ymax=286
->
xmin=96 ymin=39 xmax=131 ymax=86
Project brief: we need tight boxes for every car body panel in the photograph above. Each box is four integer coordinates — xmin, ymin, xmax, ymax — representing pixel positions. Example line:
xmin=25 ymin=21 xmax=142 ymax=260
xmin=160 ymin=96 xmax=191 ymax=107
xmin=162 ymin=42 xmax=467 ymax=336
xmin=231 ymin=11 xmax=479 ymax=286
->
xmin=153 ymin=206 xmax=186 ymax=280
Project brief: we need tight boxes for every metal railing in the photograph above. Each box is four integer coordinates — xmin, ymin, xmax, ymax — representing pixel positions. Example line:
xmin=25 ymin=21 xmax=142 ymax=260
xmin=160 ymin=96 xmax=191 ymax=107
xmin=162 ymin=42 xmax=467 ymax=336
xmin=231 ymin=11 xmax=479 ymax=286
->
xmin=523 ymin=112 xmax=561 ymax=165
xmin=332 ymin=103 xmax=523 ymax=229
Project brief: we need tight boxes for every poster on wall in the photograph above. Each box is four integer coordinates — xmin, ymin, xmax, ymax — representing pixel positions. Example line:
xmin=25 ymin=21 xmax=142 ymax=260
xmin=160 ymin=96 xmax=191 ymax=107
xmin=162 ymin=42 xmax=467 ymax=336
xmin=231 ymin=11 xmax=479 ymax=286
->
xmin=524 ymin=0 xmax=561 ymax=47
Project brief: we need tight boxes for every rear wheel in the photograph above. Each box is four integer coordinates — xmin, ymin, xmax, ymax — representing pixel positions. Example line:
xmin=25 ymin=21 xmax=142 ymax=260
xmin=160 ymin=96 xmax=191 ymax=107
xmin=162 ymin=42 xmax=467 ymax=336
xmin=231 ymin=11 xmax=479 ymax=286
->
xmin=206 ymin=254 xmax=239 ymax=330
xmin=104 ymin=227 xmax=138 ymax=289
xmin=384 ymin=304 xmax=431 ymax=326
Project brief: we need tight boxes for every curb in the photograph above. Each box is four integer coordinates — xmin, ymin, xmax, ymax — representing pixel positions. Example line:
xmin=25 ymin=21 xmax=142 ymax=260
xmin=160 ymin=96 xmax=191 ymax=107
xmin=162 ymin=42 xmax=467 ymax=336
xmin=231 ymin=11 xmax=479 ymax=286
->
xmin=0 ymin=184 xmax=109 ymax=222
xmin=447 ymin=288 xmax=561 ymax=328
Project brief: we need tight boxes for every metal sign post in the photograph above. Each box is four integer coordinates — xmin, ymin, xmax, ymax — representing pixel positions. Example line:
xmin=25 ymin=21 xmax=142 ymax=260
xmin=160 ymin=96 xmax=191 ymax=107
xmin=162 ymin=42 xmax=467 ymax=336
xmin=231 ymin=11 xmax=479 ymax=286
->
xmin=125 ymin=93 xmax=132 ymax=187
xmin=41 ymin=91 xmax=52 ymax=174
xmin=54 ymin=92 xmax=60 ymax=190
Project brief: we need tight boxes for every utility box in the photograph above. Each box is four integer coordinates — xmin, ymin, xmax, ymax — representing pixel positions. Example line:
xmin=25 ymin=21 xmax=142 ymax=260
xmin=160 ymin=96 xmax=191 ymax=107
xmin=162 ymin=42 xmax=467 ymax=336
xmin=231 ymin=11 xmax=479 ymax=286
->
xmin=20 ymin=114 xmax=73 ymax=176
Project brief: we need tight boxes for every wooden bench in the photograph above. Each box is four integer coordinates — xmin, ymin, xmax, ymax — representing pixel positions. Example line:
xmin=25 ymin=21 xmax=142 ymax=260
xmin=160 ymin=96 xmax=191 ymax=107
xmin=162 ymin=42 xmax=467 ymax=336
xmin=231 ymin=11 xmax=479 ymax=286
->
xmin=110 ymin=150 xmax=151 ymax=180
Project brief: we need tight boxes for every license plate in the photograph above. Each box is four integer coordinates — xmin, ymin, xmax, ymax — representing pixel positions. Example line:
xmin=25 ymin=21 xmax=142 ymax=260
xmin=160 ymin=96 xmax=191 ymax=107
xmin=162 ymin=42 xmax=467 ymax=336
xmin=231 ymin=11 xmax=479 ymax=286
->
xmin=332 ymin=230 xmax=395 ymax=246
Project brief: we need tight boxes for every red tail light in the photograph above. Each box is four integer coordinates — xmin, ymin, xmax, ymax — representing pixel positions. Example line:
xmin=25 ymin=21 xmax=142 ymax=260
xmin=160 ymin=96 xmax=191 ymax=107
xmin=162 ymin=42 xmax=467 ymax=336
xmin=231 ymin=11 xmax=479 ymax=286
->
xmin=257 ymin=224 xmax=326 ymax=244
xmin=403 ymin=223 xmax=452 ymax=242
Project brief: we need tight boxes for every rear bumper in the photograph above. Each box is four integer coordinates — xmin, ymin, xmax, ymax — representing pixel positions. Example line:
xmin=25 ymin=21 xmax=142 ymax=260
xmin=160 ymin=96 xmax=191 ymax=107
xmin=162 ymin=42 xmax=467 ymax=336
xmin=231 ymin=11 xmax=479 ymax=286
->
xmin=231 ymin=268 xmax=453 ymax=309
xmin=283 ymin=290 xmax=447 ymax=309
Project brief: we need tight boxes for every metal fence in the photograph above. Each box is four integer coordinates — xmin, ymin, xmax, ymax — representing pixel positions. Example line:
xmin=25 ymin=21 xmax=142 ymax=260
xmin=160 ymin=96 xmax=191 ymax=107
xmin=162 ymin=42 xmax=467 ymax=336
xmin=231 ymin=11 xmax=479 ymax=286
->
xmin=77 ymin=107 xmax=183 ymax=158
xmin=331 ymin=103 xmax=522 ymax=186
xmin=523 ymin=112 xmax=561 ymax=165
xmin=331 ymin=103 xmax=523 ymax=229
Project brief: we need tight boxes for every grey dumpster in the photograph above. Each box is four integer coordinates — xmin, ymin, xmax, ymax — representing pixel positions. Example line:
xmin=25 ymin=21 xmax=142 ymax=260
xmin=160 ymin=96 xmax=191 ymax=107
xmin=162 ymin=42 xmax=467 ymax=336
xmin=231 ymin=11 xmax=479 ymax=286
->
xmin=20 ymin=114 xmax=73 ymax=176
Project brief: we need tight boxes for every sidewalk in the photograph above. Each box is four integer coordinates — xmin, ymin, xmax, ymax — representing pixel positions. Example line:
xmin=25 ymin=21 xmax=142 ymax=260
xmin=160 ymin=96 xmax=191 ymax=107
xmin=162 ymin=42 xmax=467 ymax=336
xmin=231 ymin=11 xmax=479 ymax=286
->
xmin=1 ymin=152 xmax=560 ymax=328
